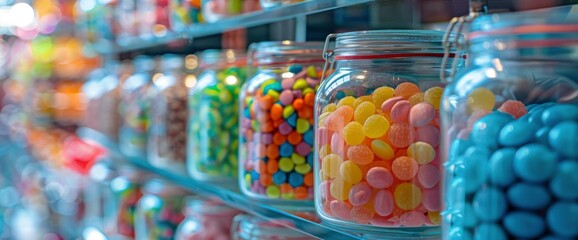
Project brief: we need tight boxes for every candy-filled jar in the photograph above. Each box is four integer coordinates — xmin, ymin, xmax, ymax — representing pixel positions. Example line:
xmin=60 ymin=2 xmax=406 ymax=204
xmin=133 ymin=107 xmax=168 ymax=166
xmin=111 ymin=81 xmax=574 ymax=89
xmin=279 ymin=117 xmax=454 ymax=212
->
xmin=239 ymin=41 xmax=325 ymax=208
xmin=148 ymin=55 xmax=190 ymax=174
xmin=441 ymin=9 xmax=578 ymax=240
xmin=175 ymin=198 xmax=240 ymax=239
xmin=135 ymin=179 xmax=188 ymax=240
xmin=314 ymin=30 xmax=463 ymax=236
xmin=188 ymin=50 xmax=246 ymax=183
xmin=82 ymin=68 xmax=108 ymax=131
xmin=259 ymin=0 xmax=303 ymax=9
xmin=231 ymin=214 xmax=316 ymax=240
xmin=119 ymin=56 xmax=156 ymax=158
xmin=202 ymin=0 xmax=260 ymax=22
xmin=103 ymin=167 xmax=144 ymax=238
xmin=83 ymin=159 xmax=116 ymax=231
xmin=169 ymin=0 xmax=203 ymax=32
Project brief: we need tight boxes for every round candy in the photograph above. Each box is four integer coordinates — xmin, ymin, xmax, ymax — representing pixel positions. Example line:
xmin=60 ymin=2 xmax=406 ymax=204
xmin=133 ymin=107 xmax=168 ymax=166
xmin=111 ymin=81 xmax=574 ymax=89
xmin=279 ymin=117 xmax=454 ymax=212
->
xmin=417 ymin=164 xmax=440 ymax=189
xmin=422 ymin=187 xmax=440 ymax=211
xmin=487 ymin=148 xmax=517 ymax=186
xmin=366 ymin=167 xmax=394 ymax=189
xmin=330 ymin=200 xmax=352 ymax=220
xmin=348 ymin=182 xmax=372 ymax=206
xmin=266 ymin=185 xmax=281 ymax=198
xmin=541 ymin=104 xmax=578 ymax=126
xmin=423 ymin=86 xmax=444 ymax=110
xmin=390 ymin=100 xmax=411 ymax=123
xmin=409 ymin=102 xmax=435 ymax=127
xmin=394 ymin=82 xmax=421 ymax=99
xmin=550 ymin=161 xmax=578 ymax=200
xmin=504 ymin=211 xmax=545 ymax=238
xmin=394 ymin=183 xmax=422 ymax=211
xmin=321 ymin=154 xmax=343 ymax=178
xmin=467 ymin=88 xmax=495 ymax=112
xmin=471 ymin=112 xmax=514 ymax=149
xmin=463 ymin=146 xmax=489 ymax=193
xmin=330 ymin=178 xmax=353 ymax=201
xmin=549 ymin=121 xmax=578 ymax=158
xmin=370 ymin=140 xmax=394 ymax=160
xmin=547 ymin=202 xmax=578 ymax=237
xmin=408 ymin=92 xmax=424 ymax=106
xmin=343 ymin=122 xmax=365 ymax=145
xmin=338 ymin=96 xmax=355 ymax=107
xmin=353 ymin=96 xmax=372 ymax=109
xmin=407 ymin=142 xmax=435 ymax=165
xmin=350 ymin=206 xmax=374 ymax=224
xmin=415 ymin=125 xmax=440 ymax=147
xmin=325 ymin=106 xmax=354 ymax=131
xmin=474 ymin=223 xmax=507 ymax=240
xmin=498 ymin=100 xmax=527 ymax=119
xmin=387 ymin=123 xmax=415 ymax=148
xmin=473 ymin=187 xmax=507 ymax=221
xmin=381 ymin=96 xmax=404 ymax=113
xmin=463 ymin=203 xmax=478 ymax=228
xmin=498 ymin=120 xmax=539 ymax=147
xmin=514 ymin=143 xmax=557 ymax=182
xmin=354 ymin=102 xmax=376 ymax=124
xmin=391 ymin=156 xmax=419 ymax=181
xmin=347 ymin=145 xmax=374 ymax=165
xmin=372 ymin=87 xmax=395 ymax=106
xmin=288 ymin=172 xmax=304 ymax=187
xmin=400 ymin=211 xmax=426 ymax=227
xmin=535 ymin=126 xmax=550 ymax=145
xmin=279 ymin=158 xmax=295 ymax=172
xmin=340 ymin=161 xmax=362 ymax=184
xmin=363 ymin=115 xmax=389 ymax=138
xmin=373 ymin=190 xmax=394 ymax=216
xmin=507 ymin=182 xmax=551 ymax=210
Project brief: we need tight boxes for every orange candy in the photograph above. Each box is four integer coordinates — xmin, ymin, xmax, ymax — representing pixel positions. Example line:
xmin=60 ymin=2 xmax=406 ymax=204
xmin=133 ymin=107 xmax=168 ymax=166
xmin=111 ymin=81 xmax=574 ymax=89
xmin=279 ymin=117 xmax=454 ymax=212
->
xmin=280 ymin=183 xmax=293 ymax=194
xmin=391 ymin=156 xmax=419 ymax=181
xmin=261 ymin=120 xmax=274 ymax=132
xmin=267 ymin=158 xmax=279 ymax=174
xmin=266 ymin=144 xmax=280 ymax=159
xmin=271 ymin=104 xmax=283 ymax=120
xmin=298 ymin=107 xmax=313 ymax=118
xmin=256 ymin=159 xmax=267 ymax=174
xmin=304 ymin=172 xmax=314 ymax=187
xmin=295 ymin=186 xmax=308 ymax=199
xmin=273 ymin=118 xmax=284 ymax=127
xmin=394 ymin=82 xmax=421 ymax=99
xmin=293 ymin=98 xmax=304 ymax=110
xmin=259 ymin=95 xmax=274 ymax=110
xmin=347 ymin=145 xmax=374 ymax=165
xmin=273 ymin=132 xmax=287 ymax=145
xmin=287 ymin=131 xmax=303 ymax=145
xmin=260 ymin=173 xmax=273 ymax=186
xmin=325 ymin=106 xmax=354 ymax=131
xmin=387 ymin=123 xmax=415 ymax=148
xmin=394 ymin=148 xmax=407 ymax=159
xmin=258 ymin=144 xmax=267 ymax=158
xmin=304 ymin=93 xmax=315 ymax=106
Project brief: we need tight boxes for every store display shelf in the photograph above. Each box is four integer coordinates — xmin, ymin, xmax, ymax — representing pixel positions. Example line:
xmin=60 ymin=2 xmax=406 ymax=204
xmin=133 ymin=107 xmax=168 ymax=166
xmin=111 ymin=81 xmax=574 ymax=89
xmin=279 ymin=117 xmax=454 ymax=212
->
xmin=77 ymin=127 xmax=362 ymax=240
xmin=112 ymin=0 xmax=374 ymax=53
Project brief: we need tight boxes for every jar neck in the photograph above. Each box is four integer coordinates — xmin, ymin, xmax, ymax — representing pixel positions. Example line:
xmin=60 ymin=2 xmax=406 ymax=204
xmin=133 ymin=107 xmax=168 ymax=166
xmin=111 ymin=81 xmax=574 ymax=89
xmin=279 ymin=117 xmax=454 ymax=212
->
xmin=468 ymin=41 xmax=578 ymax=67
xmin=332 ymin=57 xmax=457 ymax=75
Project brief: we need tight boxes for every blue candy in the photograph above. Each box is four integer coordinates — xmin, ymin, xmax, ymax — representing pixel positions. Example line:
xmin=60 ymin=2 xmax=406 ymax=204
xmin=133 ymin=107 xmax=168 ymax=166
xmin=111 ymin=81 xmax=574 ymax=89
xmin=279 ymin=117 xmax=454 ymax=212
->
xmin=507 ymin=182 xmax=551 ymax=210
xmin=448 ymin=227 xmax=472 ymax=240
xmin=303 ymin=129 xmax=314 ymax=145
xmin=244 ymin=108 xmax=251 ymax=118
xmin=525 ymin=104 xmax=538 ymax=111
xmin=535 ymin=126 xmax=550 ymax=146
xmin=251 ymin=170 xmax=260 ymax=183
xmin=463 ymin=203 xmax=478 ymax=228
xmin=263 ymin=82 xmax=282 ymax=95
xmin=549 ymin=121 xmax=578 ymax=158
xmin=498 ymin=120 xmax=539 ymax=147
xmin=488 ymin=148 xmax=517 ymax=186
xmin=514 ymin=143 xmax=557 ymax=182
xmin=288 ymin=65 xmax=303 ymax=74
xmin=335 ymin=91 xmax=346 ymax=100
xmin=473 ymin=187 xmax=507 ymax=221
xmin=279 ymin=143 xmax=294 ymax=157
xmin=547 ymin=202 xmax=578 ymax=238
xmin=287 ymin=113 xmax=298 ymax=127
xmin=474 ymin=223 xmax=507 ymax=240
xmin=288 ymin=172 xmax=304 ymax=187
xmin=273 ymin=171 xmax=287 ymax=185
xmin=463 ymin=146 xmax=489 ymax=193
xmin=306 ymin=153 xmax=313 ymax=166
xmin=504 ymin=211 xmax=545 ymax=238
xmin=550 ymin=161 xmax=578 ymax=200
xmin=528 ymin=106 xmax=547 ymax=125
xmin=541 ymin=104 xmax=578 ymax=126
xmin=449 ymin=139 xmax=472 ymax=162
xmin=471 ymin=112 xmax=514 ymax=149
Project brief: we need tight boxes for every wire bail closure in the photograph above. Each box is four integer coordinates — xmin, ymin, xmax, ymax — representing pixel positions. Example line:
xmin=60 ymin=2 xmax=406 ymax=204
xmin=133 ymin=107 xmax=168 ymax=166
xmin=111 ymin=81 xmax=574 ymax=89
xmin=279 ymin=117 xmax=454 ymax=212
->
xmin=321 ymin=33 xmax=337 ymax=82
xmin=440 ymin=0 xmax=488 ymax=83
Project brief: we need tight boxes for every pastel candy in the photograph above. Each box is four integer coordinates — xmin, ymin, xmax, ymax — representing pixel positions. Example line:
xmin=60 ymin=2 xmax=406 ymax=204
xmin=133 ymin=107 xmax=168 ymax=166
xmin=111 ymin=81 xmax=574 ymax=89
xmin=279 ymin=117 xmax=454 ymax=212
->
xmin=423 ymin=187 xmax=440 ymax=211
xmin=417 ymin=164 xmax=440 ymax=189
xmin=390 ymin=100 xmax=411 ymax=123
xmin=373 ymin=190 xmax=394 ymax=216
xmin=550 ymin=161 xmax=578 ymax=200
xmin=415 ymin=125 xmax=440 ymax=147
xmin=381 ymin=96 xmax=404 ymax=113
xmin=348 ymin=182 xmax=372 ymax=206
xmin=514 ymin=143 xmax=556 ymax=182
xmin=547 ymin=202 xmax=578 ymax=237
xmin=498 ymin=100 xmax=527 ymax=119
xmin=409 ymin=102 xmax=435 ymax=127
xmin=366 ymin=167 xmax=394 ymax=189
xmin=400 ymin=210 xmax=426 ymax=227
xmin=330 ymin=200 xmax=352 ymax=220
xmin=504 ymin=211 xmax=545 ymax=238
xmin=549 ymin=121 xmax=578 ymax=158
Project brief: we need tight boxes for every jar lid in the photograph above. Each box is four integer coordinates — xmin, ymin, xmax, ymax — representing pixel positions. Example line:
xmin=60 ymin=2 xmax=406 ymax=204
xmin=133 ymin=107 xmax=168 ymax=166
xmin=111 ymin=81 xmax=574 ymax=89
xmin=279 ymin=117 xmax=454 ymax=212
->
xmin=248 ymin=41 xmax=325 ymax=66
xmin=330 ymin=30 xmax=462 ymax=60
xmin=235 ymin=214 xmax=313 ymax=239
xmin=198 ymin=49 xmax=246 ymax=69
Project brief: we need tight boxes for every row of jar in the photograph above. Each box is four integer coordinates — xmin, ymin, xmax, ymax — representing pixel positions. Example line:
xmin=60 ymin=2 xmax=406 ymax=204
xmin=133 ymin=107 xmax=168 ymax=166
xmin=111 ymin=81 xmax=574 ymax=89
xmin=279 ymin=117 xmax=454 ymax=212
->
xmin=85 ymin=11 xmax=578 ymax=239
xmin=87 ymin=163 xmax=315 ymax=239
xmin=77 ymin=0 xmax=305 ymax=42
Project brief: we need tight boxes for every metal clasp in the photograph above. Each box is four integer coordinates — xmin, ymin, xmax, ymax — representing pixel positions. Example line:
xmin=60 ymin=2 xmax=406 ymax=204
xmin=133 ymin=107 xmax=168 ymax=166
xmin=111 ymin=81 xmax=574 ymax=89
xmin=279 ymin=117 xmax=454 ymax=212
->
xmin=321 ymin=33 xmax=337 ymax=82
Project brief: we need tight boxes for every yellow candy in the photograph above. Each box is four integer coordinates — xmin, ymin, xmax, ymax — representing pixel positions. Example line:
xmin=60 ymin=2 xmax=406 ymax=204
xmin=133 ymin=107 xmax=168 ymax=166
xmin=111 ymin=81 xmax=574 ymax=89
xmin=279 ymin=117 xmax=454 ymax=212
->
xmin=318 ymin=112 xmax=331 ymax=127
xmin=320 ymin=170 xmax=330 ymax=181
xmin=330 ymin=177 xmax=352 ymax=201
xmin=323 ymin=103 xmax=338 ymax=113
xmin=340 ymin=161 xmax=362 ymax=184
xmin=408 ymin=92 xmax=424 ymax=106
xmin=372 ymin=87 xmax=395 ymax=106
xmin=371 ymin=139 xmax=395 ymax=160
xmin=343 ymin=122 xmax=365 ymax=145
xmin=428 ymin=211 xmax=441 ymax=225
xmin=338 ymin=96 xmax=356 ymax=107
xmin=407 ymin=141 xmax=436 ymax=165
xmin=424 ymin=87 xmax=444 ymax=110
xmin=353 ymin=96 xmax=372 ymax=109
xmin=467 ymin=87 xmax=495 ymax=112
xmin=363 ymin=114 xmax=389 ymax=138
xmin=354 ymin=101 xmax=376 ymax=124
xmin=319 ymin=144 xmax=332 ymax=159
xmin=394 ymin=183 xmax=422 ymax=210
xmin=322 ymin=154 xmax=343 ymax=178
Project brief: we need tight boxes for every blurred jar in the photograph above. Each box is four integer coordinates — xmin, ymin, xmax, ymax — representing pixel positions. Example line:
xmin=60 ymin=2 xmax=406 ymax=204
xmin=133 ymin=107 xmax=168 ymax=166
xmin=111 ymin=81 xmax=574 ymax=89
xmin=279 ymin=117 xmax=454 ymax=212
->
xmin=175 ymin=198 xmax=240 ymax=239
xmin=82 ymin=68 xmax=108 ymax=131
xmin=119 ymin=56 xmax=156 ymax=158
xmin=139 ymin=0 xmax=170 ymax=37
xmin=202 ymin=0 xmax=261 ymax=22
xmin=187 ymin=50 xmax=246 ymax=183
xmin=148 ymin=54 xmax=190 ymax=173
xmin=169 ymin=0 xmax=203 ymax=32
xmin=135 ymin=179 xmax=187 ymax=240
xmin=260 ymin=0 xmax=304 ymax=9
xmin=116 ymin=0 xmax=139 ymax=38
xmin=103 ymin=166 xmax=143 ymax=238
xmin=83 ymin=159 xmax=116 ymax=231
xmin=231 ymin=214 xmax=315 ymax=240
xmin=51 ymin=79 xmax=86 ymax=126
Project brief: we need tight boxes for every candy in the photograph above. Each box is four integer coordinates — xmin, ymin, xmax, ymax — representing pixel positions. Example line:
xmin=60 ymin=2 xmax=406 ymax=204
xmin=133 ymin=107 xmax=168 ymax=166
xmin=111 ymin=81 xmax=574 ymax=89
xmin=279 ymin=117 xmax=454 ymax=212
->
xmin=387 ymin=123 xmax=415 ymax=148
xmin=473 ymin=187 xmax=507 ymax=221
xmin=325 ymin=106 xmax=354 ymax=131
xmin=498 ymin=120 xmax=538 ymax=147
xmin=548 ymin=121 xmax=578 ymax=158
xmin=366 ymin=167 xmax=394 ymax=189
xmin=340 ymin=161 xmax=362 ymax=184
xmin=408 ymin=92 xmax=424 ymax=106
xmin=391 ymin=156 xmax=418 ymax=181
xmin=330 ymin=178 xmax=353 ymax=201
xmin=407 ymin=142 xmax=435 ymax=165
xmin=373 ymin=190 xmax=394 ymax=216
xmin=541 ymin=104 xmax=578 ymax=126
xmin=390 ymin=100 xmax=411 ymax=123
xmin=338 ymin=96 xmax=356 ymax=107
xmin=330 ymin=200 xmax=352 ymax=220
xmin=409 ymin=102 xmax=435 ymax=127
xmin=504 ymin=212 xmax=545 ymax=238
xmin=467 ymin=87 xmax=495 ymax=112
xmin=372 ymin=87 xmax=395 ymax=106
xmin=354 ymin=101 xmax=376 ymax=123
xmin=350 ymin=206 xmax=374 ymax=224
xmin=422 ymin=187 xmax=440 ymax=211
xmin=394 ymin=82 xmax=421 ymax=99
xmin=514 ymin=143 xmax=556 ymax=182
xmin=417 ymin=164 xmax=439 ymax=189
xmin=507 ymin=182 xmax=551 ymax=210
xmin=549 ymin=161 xmax=578 ymax=200
xmin=347 ymin=145 xmax=374 ymax=165
xmin=546 ymin=202 xmax=578 ymax=237
xmin=474 ymin=223 xmax=507 ymax=240
xmin=322 ymin=154 xmax=343 ymax=178
xmin=353 ymin=96 xmax=372 ymax=109
xmin=415 ymin=125 xmax=440 ymax=147
xmin=343 ymin=122 xmax=365 ymax=145
xmin=423 ymin=87 xmax=443 ymax=110
xmin=400 ymin=210 xmax=426 ymax=227
xmin=370 ymin=140 xmax=394 ymax=160
xmin=279 ymin=158 xmax=295 ymax=172
xmin=470 ymin=112 xmax=514 ymax=149
xmin=487 ymin=148 xmax=517 ymax=187
xmin=381 ymin=96 xmax=404 ymax=113
xmin=349 ymin=182 xmax=372 ymax=206
xmin=498 ymin=100 xmax=527 ymax=119
xmin=363 ymin=115 xmax=389 ymax=138
xmin=394 ymin=183 xmax=422 ymax=211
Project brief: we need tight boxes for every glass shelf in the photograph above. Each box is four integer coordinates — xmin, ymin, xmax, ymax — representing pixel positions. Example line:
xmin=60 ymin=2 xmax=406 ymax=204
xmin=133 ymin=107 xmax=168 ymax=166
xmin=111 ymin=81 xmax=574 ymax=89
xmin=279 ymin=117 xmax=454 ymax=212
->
xmin=77 ymin=127 xmax=363 ymax=240
xmin=105 ymin=0 xmax=375 ymax=54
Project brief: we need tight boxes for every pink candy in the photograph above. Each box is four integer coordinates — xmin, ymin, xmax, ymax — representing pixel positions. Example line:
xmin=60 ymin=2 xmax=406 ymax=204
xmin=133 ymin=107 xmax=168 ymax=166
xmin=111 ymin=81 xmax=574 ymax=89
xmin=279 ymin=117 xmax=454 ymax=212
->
xmin=366 ymin=167 xmax=394 ymax=189
xmin=349 ymin=182 xmax=372 ymax=206
xmin=498 ymin=100 xmax=527 ymax=119
xmin=400 ymin=211 xmax=426 ymax=227
xmin=415 ymin=125 xmax=440 ymax=147
xmin=381 ymin=96 xmax=404 ymax=113
xmin=417 ymin=164 xmax=440 ymax=189
xmin=390 ymin=100 xmax=411 ymax=123
xmin=350 ymin=206 xmax=374 ymax=224
xmin=330 ymin=200 xmax=352 ymax=220
xmin=409 ymin=102 xmax=435 ymax=127
xmin=279 ymin=90 xmax=294 ymax=105
xmin=331 ymin=132 xmax=346 ymax=156
xmin=422 ymin=187 xmax=441 ymax=211
xmin=373 ymin=190 xmax=394 ymax=217
xmin=370 ymin=216 xmax=401 ymax=227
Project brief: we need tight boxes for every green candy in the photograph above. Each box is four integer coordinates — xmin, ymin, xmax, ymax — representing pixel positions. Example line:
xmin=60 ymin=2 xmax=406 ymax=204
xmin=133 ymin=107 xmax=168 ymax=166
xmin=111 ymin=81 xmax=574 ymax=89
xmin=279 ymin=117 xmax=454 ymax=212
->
xmin=303 ymin=88 xmax=314 ymax=95
xmin=296 ymin=118 xmax=310 ymax=134
xmin=266 ymin=185 xmax=280 ymax=198
xmin=283 ymin=106 xmax=295 ymax=119
xmin=291 ymin=153 xmax=305 ymax=165
xmin=279 ymin=158 xmax=294 ymax=172
xmin=295 ymin=163 xmax=312 ymax=174
xmin=293 ymin=78 xmax=308 ymax=90
xmin=306 ymin=65 xmax=317 ymax=78
xmin=268 ymin=90 xmax=280 ymax=102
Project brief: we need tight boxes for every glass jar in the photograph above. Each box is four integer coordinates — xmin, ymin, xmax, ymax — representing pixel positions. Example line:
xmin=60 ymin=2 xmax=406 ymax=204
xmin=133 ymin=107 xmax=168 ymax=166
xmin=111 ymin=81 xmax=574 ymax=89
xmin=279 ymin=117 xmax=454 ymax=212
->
xmin=314 ymin=30 xmax=463 ymax=237
xmin=175 ymin=198 xmax=240 ymax=239
xmin=187 ymin=49 xmax=246 ymax=184
xmin=201 ymin=0 xmax=260 ymax=22
xmin=119 ymin=56 xmax=156 ymax=158
xmin=103 ymin=167 xmax=143 ymax=238
xmin=82 ymin=68 xmax=107 ymax=131
xmin=148 ymin=55 xmax=189 ymax=174
xmin=135 ymin=179 xmax=187 ymax=240
xmin=83 ymin=159 xmax=116 ymax=231
xmin=169 ymin=0 xmax=203 ymax=32
xmin=116 ymin=0 xmax=139 ymax=38
xmin=239 ymin=41 xmax=324 ymax=208
xmin=259 ymin=0 xmax=303 ymax=9
xmin=138 ymin=0 xmax=170 ymax=38
xmin=442 ymin=9 xmax=578 ymax=240
xmin=231 ymin=214 xmax=316 ymax=240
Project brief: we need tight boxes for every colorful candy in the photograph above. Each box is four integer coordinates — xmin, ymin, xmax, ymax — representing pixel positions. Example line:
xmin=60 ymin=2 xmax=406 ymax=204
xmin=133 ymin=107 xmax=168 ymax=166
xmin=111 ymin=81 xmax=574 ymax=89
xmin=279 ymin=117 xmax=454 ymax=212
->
xmin=316 ymin=83 xmax=445 ymax=227
xmin=135 ymin=181 xmax=186 ymax=240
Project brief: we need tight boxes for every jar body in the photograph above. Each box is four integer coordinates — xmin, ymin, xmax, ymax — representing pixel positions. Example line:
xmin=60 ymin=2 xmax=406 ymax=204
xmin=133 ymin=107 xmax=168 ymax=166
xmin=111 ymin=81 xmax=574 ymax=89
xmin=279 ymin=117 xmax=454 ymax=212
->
xmin=187 ymin=67 xmax=246 ymax=182
xmin=135 ymin=190 xmax=186 ymax=239
xmin=239 ymin=63 xmax=321 ymax=208
xmin=315 ymin=60 xmax=449 ymax=234
xmin=232 ymin=214 xmax=316 ymax=240
xmin=82 ymin=69 xmax=106 ymax=132
xmin=104 ymin=175 xmax=143 ymax=238
xmin=169 ymin=0 xmax=203 ymax=32
xmin=119 ymin=73 xmax=152 ymax=158
xmin=175 ymin=199 xmax=239 ymax=240
xmin=116 ymin=0 xmax=138 ymax=38
xmin=99 ymin=73 xmax=122 ymax=141
xmin=201 ymin=0 xmax=260 ymax=22
xmin=259 ymin=0 xmax=303 ymax=9
xmin=442 ymin=60 xmax=578 ymax=239
xmin=148 ymin=73 xmax=189 ymax=173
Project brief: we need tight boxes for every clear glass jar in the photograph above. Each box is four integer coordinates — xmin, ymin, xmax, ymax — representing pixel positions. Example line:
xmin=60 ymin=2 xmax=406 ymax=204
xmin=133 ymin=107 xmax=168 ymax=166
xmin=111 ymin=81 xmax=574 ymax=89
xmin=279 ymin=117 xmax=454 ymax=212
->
xmin=314 ymin=30 xmax=463 ymax=237
xmin=231 ymin=214 xmax=316 ymax=240
xmin=175 ymin=198 xmax=240 ymax=239
xmin=82 ymin=68 xmax=107 ymax=131
xmin=116 ymin=0 xmax=139 ymax=38
xmin=83 ymin=159 xmax=116 ymax=231
xmin=103 ymin=167 xmax=144 ymax=238
xmin=135 ymin=179 xmax=187 ymax=240
xmin=259 ymin=0 xmax=303 ymax=9
xmin=239 ymin=41 xmax=324 ymax=208
xmin=188 ymin=50 xmax=246 ymax=184
xmin=442 ymin=9 xmax=578 ymax=240
xmin=138 ymin=0 xmax=170 ymax=38
xmin=169 ymin=0 xmax=203 ymax=32
xmin=148 ymin=54 xmax=190 ymax=174
xmin=201 ymin=0 xmax=260 ymax=22
xmin=119 ymin=56 xmax=156 ymax=158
